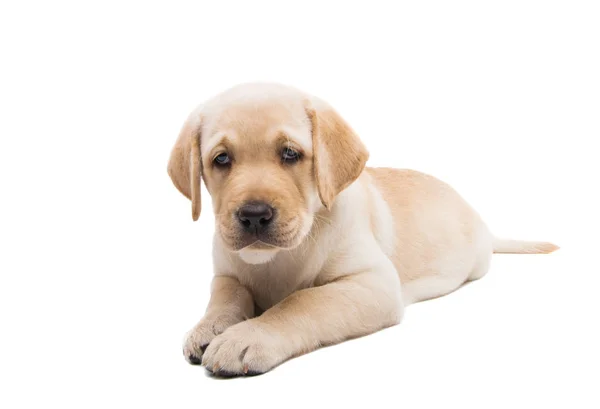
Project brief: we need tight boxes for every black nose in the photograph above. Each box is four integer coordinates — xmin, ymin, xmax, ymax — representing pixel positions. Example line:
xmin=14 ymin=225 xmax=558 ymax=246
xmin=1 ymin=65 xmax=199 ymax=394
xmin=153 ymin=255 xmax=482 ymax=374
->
xmin=237 ymin=202 xmax=274 ymax=231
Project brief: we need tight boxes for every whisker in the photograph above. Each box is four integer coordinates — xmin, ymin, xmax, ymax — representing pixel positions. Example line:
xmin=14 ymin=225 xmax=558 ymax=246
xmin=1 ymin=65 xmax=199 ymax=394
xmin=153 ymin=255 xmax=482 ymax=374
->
xmin=313 ymin=215 xmax=333 ymax=228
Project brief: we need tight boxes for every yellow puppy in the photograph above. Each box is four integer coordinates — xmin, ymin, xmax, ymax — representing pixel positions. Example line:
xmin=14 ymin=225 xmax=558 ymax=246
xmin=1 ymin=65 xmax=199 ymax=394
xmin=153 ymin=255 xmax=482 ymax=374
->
xmin=168 ymin=83 xmax=558 ymax=376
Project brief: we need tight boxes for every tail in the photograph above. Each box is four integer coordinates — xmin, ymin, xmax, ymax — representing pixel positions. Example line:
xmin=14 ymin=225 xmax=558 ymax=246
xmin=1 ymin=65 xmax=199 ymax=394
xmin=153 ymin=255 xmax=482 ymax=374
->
xmin=493 ymin=238 xmax=559 ymax=254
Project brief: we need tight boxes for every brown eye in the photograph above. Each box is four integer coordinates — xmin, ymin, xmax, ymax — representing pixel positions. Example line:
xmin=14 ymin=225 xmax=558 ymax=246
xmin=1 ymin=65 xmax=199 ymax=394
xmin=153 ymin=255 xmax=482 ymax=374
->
xmin=282 ymin=147 xmax=301 ymax=163
xmin=214 ymin=153 xmax=231 ymax=166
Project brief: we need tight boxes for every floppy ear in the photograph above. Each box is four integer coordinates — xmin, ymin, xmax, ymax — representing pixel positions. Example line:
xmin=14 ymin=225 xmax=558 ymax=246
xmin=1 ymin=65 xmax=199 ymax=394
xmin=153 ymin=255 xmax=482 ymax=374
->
xmin=167 ymin=110 xmax=202 ymax=221
xmin=306 ymin=102 xmax=369 ymax=209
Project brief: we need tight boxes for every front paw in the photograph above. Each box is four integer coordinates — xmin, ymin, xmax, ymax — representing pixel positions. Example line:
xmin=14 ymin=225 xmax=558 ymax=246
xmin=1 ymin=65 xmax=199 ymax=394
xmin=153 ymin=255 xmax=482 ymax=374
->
xmin=183 ymin=314 xmax=241 ymax=365
xmin=201 ymin=320 xmax=286 ymax=377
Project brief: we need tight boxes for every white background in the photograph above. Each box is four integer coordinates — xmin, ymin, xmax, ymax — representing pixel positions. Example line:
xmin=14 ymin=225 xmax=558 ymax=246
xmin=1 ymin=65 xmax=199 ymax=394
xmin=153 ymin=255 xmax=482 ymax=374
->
xmin=1 ymin=1 xmax=599 ymax=408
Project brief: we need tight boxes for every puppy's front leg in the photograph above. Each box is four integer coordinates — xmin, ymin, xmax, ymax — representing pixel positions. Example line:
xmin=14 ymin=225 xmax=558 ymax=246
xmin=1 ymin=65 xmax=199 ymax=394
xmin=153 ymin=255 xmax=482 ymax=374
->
xmin=183 ymin=276 xmax=254 ymax=364
xmin=202 ymin=271 xmax=402 ymax=376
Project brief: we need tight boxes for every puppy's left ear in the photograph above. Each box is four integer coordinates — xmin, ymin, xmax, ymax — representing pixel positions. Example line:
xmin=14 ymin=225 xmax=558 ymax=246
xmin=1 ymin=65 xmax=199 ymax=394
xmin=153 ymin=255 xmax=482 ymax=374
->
xmin=167 ymin=110 xmax=202 ymax=221
xmin=306 ymin=101 xmax=369 ymax=209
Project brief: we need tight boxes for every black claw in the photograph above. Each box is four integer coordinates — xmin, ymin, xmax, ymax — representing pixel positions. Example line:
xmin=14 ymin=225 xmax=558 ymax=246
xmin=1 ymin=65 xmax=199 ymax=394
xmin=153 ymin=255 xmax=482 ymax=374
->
xmin=187 ymin=354 xmax=202 ymax=365
xmin=213 ymin=369 xmax=240 ymax=378
xmin=239 ymin=346 xmax=249 ymax=362
xmin=203 ymin=365 xmax=265 ymax=378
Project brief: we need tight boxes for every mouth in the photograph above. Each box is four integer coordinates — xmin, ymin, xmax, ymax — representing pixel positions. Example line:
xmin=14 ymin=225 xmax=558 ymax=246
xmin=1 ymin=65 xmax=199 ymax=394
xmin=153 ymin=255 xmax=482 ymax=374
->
xmin=240 ymin=240 xmax=280 ymax=251
xmin=219 ymin=215 xmax=310 ymax=252
xmin=236 ymin=241 xmax=281 ymax=265
xmin=224 ymin=230 xmax=303 ymax=252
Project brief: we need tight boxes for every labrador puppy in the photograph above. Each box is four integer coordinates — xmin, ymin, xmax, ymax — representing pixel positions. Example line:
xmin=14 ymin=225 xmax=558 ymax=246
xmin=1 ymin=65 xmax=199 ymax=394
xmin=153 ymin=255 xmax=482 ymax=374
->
xmin=168 ymin=83 xmax=558 ymax=376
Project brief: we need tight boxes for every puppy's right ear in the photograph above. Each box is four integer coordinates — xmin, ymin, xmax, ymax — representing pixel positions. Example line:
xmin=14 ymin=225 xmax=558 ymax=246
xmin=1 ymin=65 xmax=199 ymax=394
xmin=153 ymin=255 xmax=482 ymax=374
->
xmin=167 ymin=109 xmax=202 ymax=221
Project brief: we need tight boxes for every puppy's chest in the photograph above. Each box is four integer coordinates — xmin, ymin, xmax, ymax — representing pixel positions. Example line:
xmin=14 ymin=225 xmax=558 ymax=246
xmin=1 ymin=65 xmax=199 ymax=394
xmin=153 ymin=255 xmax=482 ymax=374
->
xmin=236 ymin=254 xmax=318 ymax=311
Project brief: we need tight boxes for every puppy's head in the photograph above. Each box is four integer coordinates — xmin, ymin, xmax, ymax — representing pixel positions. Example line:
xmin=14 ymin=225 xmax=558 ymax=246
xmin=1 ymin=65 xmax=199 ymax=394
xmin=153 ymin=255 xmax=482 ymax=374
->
xmin=167 ymin=83 xmax=368 ymax=263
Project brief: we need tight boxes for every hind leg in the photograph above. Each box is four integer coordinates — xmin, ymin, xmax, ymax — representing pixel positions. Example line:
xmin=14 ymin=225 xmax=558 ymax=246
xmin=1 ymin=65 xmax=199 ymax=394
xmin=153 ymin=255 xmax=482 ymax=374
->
xmin=401 ymin=274 xmax=468 ymax=306
xmin=402 ymin=230 xmax=493 ymax=306
xmin=468 ymin=249 xmax=492 ymax=281
xmin=468 ymin=230 xmax=493 ymax=281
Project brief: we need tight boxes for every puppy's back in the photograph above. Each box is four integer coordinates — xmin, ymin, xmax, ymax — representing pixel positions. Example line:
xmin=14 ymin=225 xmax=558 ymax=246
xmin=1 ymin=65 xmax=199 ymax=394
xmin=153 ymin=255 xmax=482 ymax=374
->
xmin=365 ymin=167 xmax=486 ymax=284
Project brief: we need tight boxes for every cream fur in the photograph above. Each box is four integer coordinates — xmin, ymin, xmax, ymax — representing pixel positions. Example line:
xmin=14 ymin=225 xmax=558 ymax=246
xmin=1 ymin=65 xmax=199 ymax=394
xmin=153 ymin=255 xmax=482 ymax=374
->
xmin=167 ymin=82 xmax=559 ymax=376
